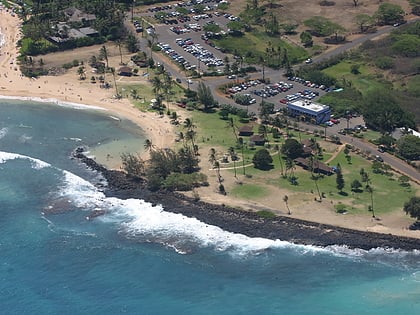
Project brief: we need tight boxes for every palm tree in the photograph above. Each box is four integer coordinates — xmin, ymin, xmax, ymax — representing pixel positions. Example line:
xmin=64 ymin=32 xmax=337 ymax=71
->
xmin=163 ymin=72 xmax=173 ymax=111
xmin=283 ymin=195 xmax=291 ymax=215
xmin=184 ymin=118 xmax=197 ymax=153
xmin=274 ymin=144 xmax=284 ymax=177
xmin=228 ymin=146 xmax=237 ymax=178
xmin=144 ymin=139 xmax=154 ymax=152
xmin=366 ymin=185 xmax=375 ymax=218
xmin=151 ymin=76 xmax=163 ymax=100
xmin=130 ymin=89 xmax=139 ymax=100
xmin=99 ymin=45 xmax=109 ymax=69
xmin=115 ymin=39 xmax=124 ymax=65
xmin=309 ymin=156 xmax=322 ymax=201
xmin=109 ymin=67 xmax=119 ymax=97
xmin=77 ymin=66 xmax=86 ymax=80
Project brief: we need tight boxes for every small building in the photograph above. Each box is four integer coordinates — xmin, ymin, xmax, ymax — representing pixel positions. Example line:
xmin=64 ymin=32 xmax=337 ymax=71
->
xmin=287 ymin=100 xmax=331 ymax=124
xmin=118 ymin=66 xmax=133 ymax=76
xmin=301 ymin=139 xmax=315 ymax=156
xmin=64 ymin=7 xmax=96 ymax=24
xmin=294 ymin=157 xmax=334 ymax=175
xmin=249 ymin=134 xmax=266 ymax=146
xmin=238 ymin=125 xmax=254 ymax=136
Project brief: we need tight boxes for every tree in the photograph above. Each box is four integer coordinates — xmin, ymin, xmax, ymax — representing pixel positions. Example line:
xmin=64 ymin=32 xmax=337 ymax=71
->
xmin=398 ymin=175 xmax=410 ymax=187
xmin=283 ymin=195 xmax=291 ymax=215
xmin=197 ymin=81 xmax=216 ymax=111
xmin=121 ymin=153 xmax=145 ymax=178
xmin=259 ymin=101 xmax=274 ymax=122
xmin=392 ymin=34 xmax=420 ymax=57
xmin=228 ymin=146 xmax=238 ymax=178
xmin=274 ymin=144 xmax=284 ymax=176
xmin=375 ymin=3 xmax=405 ymax=25
xmin=354 ymin=14 xmax=375 ymax=33
xmin=281 ymin=139 xmax=304 ymax=159
xmin=351 ymin=179 xmax=362 ymax=192
xmin=99 ymin=45 xmax=109 ymax=69
xmin=125 ymin=34 xmax=139 ymax=53
xmin=309 ymin=156 xmax=322 ymax=201
xmin=109 ymin=67 xmax=119 ymax=97
xmin=336 ymin=167 xmax=345 ymax=192
xmin=396 ymin=135 xmax=420 ymax=160
xmin=362 ymin=89 xmax=412 ymax=134
xmin=252 ymin=149 xmax=273 ymax=170
xmin=352 ymin=0 xmax=360 ymax=7
xmin=144 ymin=139 xmax=154 ymax=152
xmin=77 ymin=66 xmax=86 ymax=80
xmin=366 ymin=185 xmax=375 ymax=218
xmin=404 ymin=197 xmax=420 ymax=221
xmin=304 ymin=16 xmax=337 ymax=37
xmin=300 ymin=31 xmax=313 ymax=47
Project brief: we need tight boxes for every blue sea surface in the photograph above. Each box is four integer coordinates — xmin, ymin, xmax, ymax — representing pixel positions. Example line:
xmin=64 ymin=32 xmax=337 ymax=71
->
xmin=1 ymin=99 xmax=420 ymax=315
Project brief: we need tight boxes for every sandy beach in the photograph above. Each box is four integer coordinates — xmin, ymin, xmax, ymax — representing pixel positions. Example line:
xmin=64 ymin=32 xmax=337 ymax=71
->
xmin=0 ymin=9 xmax=175 ymax=166
xmin=1 ymin=8 xmax=419 ymax=241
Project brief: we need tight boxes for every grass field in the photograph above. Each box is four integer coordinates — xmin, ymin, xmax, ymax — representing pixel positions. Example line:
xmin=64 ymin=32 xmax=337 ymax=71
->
xmin=322 ymin=60 xmax=392 ymax=95
xmin=187 ymin=107 xmax=417 ymax=215
xmin=214 ymin=28 xmax=308 ymax=65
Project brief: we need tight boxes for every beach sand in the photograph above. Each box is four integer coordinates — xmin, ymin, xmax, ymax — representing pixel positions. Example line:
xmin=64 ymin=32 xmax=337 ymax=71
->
xmin=1 ymin=8 xmax=419 ymax=240
xmin=0 ymin=9 xmax=175 ymax=168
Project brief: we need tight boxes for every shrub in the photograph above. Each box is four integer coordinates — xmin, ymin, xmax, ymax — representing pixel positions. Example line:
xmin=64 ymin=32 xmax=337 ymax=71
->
xmin=335 ymin=203 xmax=347 ymax=213
xmin=375 ymin=56 xmax=395 ymax=69
xmin=256 ymin=210 xmax=276 ymax=219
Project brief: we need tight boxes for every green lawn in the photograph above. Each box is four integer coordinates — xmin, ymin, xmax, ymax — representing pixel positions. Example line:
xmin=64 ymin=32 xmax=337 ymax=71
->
xmin=230 ymin=183 xmax=269 ymax=200
xmin=134 ymin=95 xmax=417 ymax=217
xmin=214 ymin=29 xmax=308 ymax=65
xmin=322 ymin=61 xmax=391 ymax=94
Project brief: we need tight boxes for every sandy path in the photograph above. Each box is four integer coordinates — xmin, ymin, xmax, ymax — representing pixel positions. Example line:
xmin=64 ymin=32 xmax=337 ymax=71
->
xmin=0 ymin=9 xmax=175 ymax=167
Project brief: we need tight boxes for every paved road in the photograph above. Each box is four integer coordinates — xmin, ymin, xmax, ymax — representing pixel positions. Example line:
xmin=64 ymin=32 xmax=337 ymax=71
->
xmin=128 ymin=11 xmax=420 ymax=182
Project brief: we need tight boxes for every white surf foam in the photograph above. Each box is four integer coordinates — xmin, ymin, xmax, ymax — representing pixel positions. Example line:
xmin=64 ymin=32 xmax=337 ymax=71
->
xmin=49 ymin=166 xmax=420 ymax=259
xmin=0 ymin=127 xmax=8 ymax=139
xmin=54 ymin=171 xmax=331 ymax=256
xmin=0 ymin=95 xmax=107 ymax=111
xmin=0 ymin=151 xmax=51 ymax=169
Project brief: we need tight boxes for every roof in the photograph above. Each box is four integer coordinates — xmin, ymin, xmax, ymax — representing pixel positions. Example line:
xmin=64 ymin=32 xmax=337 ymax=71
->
xmin=249 ymin=135 xmax=266 ymax=143
xmin=288 ymin=100 xmax=329 ymax=113
xmin=238 ymin=125 xmax=253 ymax=133
xmin=118 ymin=66 xmax=133 ymax=73
xmin=64 ymin=7 xmax=96 ymax=23
xmin=294 ymin=157 xmax=333 ymax=174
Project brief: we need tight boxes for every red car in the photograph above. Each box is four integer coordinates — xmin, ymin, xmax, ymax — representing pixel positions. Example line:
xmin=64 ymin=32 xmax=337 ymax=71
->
xmin=279 ymin=98 xmax=288 ymax=104
xmin=330 ymin=118 xmax=340 ymax=124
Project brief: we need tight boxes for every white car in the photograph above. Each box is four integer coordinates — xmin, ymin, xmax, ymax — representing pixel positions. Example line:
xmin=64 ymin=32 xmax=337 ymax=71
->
xmin=305 ymin=58 xmax=313 ymax=64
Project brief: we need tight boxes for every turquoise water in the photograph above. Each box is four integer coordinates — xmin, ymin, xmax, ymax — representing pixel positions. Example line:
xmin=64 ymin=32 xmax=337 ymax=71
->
xmin=1 ymin=99 xmax=420 ymax=314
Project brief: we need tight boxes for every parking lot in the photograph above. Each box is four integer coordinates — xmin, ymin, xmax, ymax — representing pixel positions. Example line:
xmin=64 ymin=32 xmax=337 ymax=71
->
xmin=135 ymin=1 xmax=331 ymax=113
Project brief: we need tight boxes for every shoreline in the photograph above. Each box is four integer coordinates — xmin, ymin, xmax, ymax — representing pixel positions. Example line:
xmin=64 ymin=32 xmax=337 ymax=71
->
xmin=1 ymin=8 xmax=419 ymax=241
xmin=0 ymin=9 xmax=176 ymax=167
xmin=74 ymin=150 xmax=420 ymax=251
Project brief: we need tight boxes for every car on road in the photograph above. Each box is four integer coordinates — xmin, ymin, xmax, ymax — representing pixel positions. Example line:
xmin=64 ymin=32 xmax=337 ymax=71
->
xmin=375 ymin=155 xmax=384 ymax=162
xmin=305 ymin=58 xmax=313 ymax=64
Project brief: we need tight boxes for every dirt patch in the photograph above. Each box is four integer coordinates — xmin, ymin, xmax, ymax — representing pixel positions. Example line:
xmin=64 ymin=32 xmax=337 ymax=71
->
xmin=33 ymin=43 xmax=130 ymax=69
xmin=228 ymin=0 xmax=412 ymax=48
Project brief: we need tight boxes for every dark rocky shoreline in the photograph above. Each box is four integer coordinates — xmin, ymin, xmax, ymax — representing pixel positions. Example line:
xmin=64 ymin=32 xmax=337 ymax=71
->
xmin=73 ymin=149 xmax=420 ymax=251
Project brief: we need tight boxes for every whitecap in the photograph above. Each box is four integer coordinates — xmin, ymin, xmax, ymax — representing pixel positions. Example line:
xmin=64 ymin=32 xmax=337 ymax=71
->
xmin=0 ymin=127 xmax=8 ymax=139
xmin=0 ymin=95 xmax=107 ymax=111
xmin=0 ymin=151 xmax=50 ymax=169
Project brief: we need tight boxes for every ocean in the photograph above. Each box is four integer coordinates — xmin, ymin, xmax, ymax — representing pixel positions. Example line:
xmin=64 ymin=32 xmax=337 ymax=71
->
xmin=1 ymin=99 xmax=420 ymax=315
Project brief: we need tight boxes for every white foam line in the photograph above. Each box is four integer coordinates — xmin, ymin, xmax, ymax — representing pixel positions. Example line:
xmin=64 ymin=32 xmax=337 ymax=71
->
xmin=0 ymin=151 xmax=51 ymax=169
xmin=0 ymin=94 xmax=107 ymax=111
